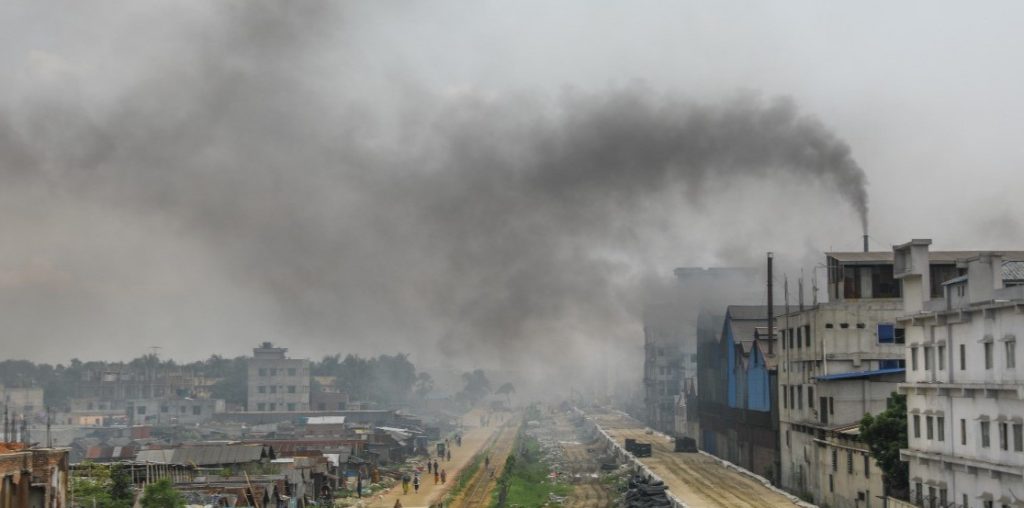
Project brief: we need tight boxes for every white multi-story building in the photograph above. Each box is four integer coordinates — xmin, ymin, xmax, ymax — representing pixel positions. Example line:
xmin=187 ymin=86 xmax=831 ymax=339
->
xmin=895 ymin=239 xmax=1024 ymax=508
xmin=247 ymin=342 xmax=311 ymax=412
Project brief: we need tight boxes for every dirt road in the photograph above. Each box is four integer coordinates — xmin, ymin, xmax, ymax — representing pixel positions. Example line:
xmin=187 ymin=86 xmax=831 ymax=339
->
xmin=590 ymin=412 xmax=800 ymax=508
xmin=374 ymin=409 xmax=511 ymax=508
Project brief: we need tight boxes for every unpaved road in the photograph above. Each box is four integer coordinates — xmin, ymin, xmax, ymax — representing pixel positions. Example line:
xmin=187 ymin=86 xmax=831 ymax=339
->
xmin=590 ymin=412 xmax=801 ymax=508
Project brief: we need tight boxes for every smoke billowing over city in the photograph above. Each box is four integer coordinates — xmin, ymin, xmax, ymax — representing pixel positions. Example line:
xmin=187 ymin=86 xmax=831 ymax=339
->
xmin=2 ymin=3 xmax=1024 ymax=505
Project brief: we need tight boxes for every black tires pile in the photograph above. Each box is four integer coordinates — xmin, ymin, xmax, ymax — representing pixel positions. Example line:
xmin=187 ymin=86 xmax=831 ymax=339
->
xmin=624 ymin=474 xmax=672 ymax=508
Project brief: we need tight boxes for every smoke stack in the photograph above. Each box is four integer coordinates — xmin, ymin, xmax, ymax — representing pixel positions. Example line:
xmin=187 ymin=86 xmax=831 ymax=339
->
xmin=863 ymin=234 xmax=869 ymax=253
xmin=767 ymin=252 xmax=773 ymax=337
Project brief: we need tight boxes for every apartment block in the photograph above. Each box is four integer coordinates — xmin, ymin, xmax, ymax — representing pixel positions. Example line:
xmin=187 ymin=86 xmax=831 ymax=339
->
xmin=247 ymin=343 xmax=310 ymax=412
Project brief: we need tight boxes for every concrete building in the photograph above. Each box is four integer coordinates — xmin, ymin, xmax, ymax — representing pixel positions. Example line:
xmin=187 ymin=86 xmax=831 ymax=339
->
xmin=247 ymin=343 xmax=311 ymax=412
xmin=643 ymin=267 xmax=761 ymax=436
xmin=778 ymin=251 xmax=908 ymax=507
xmin=0 ymin=443 xmax=68 ymax=508
xmin=0 ymin=387 xmax=44 ymax=420
xmin=895 ymin=240 xmax=1024 ymax=508
xmin=127 ymin=397 xmax=226 ymax=425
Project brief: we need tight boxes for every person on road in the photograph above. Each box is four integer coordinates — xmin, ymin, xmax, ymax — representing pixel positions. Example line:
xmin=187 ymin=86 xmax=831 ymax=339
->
xmin=434 ymin=469 xmax=439 ymax=484
xmin=433 ymin=459 xmax=439 ymax=475
xmin=394 ymin=499 xmax=402 ymax=508
xmin=484 ymin=455 xmax=490 ymax=469
xmin=446 ymin=449 xmax=451 ymax=461
xmin=401 ymin=473 xmax=410 ymax=495
xmin=413 ymin=474 xmax=420 ymax=493
xmin=440 ymin=469 xmax=447 ymax=484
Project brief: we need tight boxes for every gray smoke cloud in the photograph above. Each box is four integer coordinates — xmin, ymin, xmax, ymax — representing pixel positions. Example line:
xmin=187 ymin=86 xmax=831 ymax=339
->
xmin=0 ymin=2 xmax=869 ymax=384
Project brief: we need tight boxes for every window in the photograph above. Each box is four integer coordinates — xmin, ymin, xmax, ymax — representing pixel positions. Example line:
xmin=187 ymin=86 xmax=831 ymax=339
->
xmin=878 ymin=324 xmax=896 ymax=343
xmin=895 ymin=328 xmax=906 ymax=344
xmin=961 ymin=419 xmax=967 ymax=445
xmin=805 ymin=325 xmax=811 ymax=347
xmin=180 ymin=406 xmax=186 ymax=413
xmin=193 ymin=405 xmax=201 ymax=415
xmin=829 ymin=397 xmax=835 ymax=415
xmin=840 ymin=323 xmax=850 ymax=329
xmin=257 ymin=403 xmax=266 ymax=411
xmin=846 ymin=450 xmax=853 ymax=474
xmin=982 ymin=421 xmax=991 ymax=448
xmin=288 ymin=385 xmax=296 ymax=394
xmin=790 ymin=386 xmax=795 ymax=410
xmin=288 ymin=368 xmax=297 ymax=376
xmin=856 ymin=323 xmax=866 ymax=329
xmin=913 ymin=415 xmax=921 ymax=438
xmin=798 ymin=386 xmax=803 ymax=410
xmin=984 ymin=501 xmax=993 ymax=508
xmin=938 ymin=417 xmax=945 ymax=442
xmin=287 ymin=403 xmax=296 ymax=411
xmin=829 ymin=474 xmax=834 ymax=493
xmin=161 ymin=405 xmax=168 ymax=413
xmin=924 ymin=347 xmax=932 ymax=370
xmin=912 ymin=347 xmax=919 ymax=370
xmin=926 ymin=416 xmax=934 ymax=440
xmin=985 ymin=342 xmax=993 ymax=369
xmin=786 ymin=430 xmax=791 ymax=447
xmin=258 ymin=368 xmax=267 ymax=376
xmin=258 ymin=385 xmax=266 ymax=393
xmin=938 ymin=345 xmax=945 ymax=370
xmin=808 ymin=387 xmax=814 ymax=409
xmin=270 ymin=368 xmax=278 ymax=376
xmin=136 ymin=406 xmax=146 ymax=415
xmin=1007 ymin=340 xmax=1016 ymax=368
xmin=1014 ymin=424 xmax=1023 ymax=452
xmin=270 ymin=385 xmax=277 ymax=394
xmin=782 ymin=385 xmax=788 ymax=408
xmin=864 ymin=455 xmax=870 ymax=478
xmin=826 ymin=323 xmax=834 ymax=329
xmin=831 ymin=448 xmax=838 ymax=471
xmin=269 ymin=403 xmax=276 ymax=411
xmin=915 ymin=482 xmax=923 ymax=504
xmin=960 ymin=344 xmax=966 ymax=370
xmin=1001 ymin=423 xmax=1009 ymax=450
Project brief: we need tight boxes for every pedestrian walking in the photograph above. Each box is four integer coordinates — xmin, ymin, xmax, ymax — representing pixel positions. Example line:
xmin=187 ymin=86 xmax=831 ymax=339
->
xmin=484 ymin=455 xmax=490 ymax=469
xmin=446 ymin=449 xmax=451 ymax=461
xmin=440 ymin=469 xmax=447 ymax=484
xmin=433 ymin=459 xmax=439 ymax=474
xmin=413 ymin=474 xmax=420 ymax=493
xmin=402 ymin=473 xmax=410 ymax=495
xmin=356 ymin=476 xmax=363 ymax=498
xmin=394 ymin=499 xmax=402 ymax=508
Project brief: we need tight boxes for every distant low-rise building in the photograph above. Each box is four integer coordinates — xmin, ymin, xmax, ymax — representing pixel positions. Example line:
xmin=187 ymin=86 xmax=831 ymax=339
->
xmin=0 ymin=387 xmax=44 ymax=420
xmin=247 ymin=343 xmax=311 ymax=413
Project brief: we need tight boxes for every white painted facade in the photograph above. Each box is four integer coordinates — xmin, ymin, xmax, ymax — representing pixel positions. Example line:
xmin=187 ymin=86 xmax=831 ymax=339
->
xmin=247 ymin=343 xmax=311 ymax=412
xmin=896 ymin=239 xmax=1024 ymax=508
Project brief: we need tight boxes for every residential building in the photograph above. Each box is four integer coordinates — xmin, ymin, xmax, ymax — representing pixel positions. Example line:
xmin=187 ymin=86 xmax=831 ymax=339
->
xmin=895 ymin=239 xmax=1024 ymax=508
xmin=247 ymin=343 xmax=311 ymax=412
xmin=697 ymin=305 xmax=779 ymax=481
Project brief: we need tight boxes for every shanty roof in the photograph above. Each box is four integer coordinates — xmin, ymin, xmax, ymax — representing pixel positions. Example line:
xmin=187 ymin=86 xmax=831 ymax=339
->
xmin=827 ymin=250 xmax=1024 ymax=265
xmin=136 ymin=444 xmax=266 ymax=466
xmin=816 ymin=368 xmax=905 ymax=381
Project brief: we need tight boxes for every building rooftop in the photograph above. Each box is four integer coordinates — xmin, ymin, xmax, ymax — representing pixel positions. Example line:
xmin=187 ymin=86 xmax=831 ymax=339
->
xmin=827 ymin=250 xmax=1024 ymax=265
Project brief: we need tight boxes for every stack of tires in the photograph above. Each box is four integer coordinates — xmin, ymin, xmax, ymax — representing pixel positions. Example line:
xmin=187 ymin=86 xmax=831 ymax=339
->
xmin=623 ymin=474 xmax=672 ymax=508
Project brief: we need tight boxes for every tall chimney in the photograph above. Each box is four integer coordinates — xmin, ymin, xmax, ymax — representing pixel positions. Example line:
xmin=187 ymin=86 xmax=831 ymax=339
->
xmin=863 ymin=234 xmax=869 ymax=253
xmin=767 ymin=252 xmax=774 ymax=338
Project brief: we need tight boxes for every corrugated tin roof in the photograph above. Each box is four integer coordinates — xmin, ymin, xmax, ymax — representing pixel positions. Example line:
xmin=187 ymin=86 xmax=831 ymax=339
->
xmin=136 ymin=444 xmax=265 ymax=466
xmin=816 ymin=368 xmax=905 ymax=381
xmin=1004 ymin=261 xmax=1024 ymax=282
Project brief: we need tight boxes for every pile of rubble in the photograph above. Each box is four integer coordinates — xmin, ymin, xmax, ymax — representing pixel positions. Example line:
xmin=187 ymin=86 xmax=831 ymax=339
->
xmin=623 ymin=474 xmax=672 ymax=508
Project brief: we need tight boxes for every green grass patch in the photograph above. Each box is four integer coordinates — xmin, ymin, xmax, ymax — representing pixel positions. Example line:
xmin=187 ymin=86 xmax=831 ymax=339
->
xmin=491 ymin=426 xmax=572 ymax=507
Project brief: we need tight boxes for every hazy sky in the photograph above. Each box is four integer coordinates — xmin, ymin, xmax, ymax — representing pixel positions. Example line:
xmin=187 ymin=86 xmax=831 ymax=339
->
xmin=1 ymin=1 xmax=1022 ymax=376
